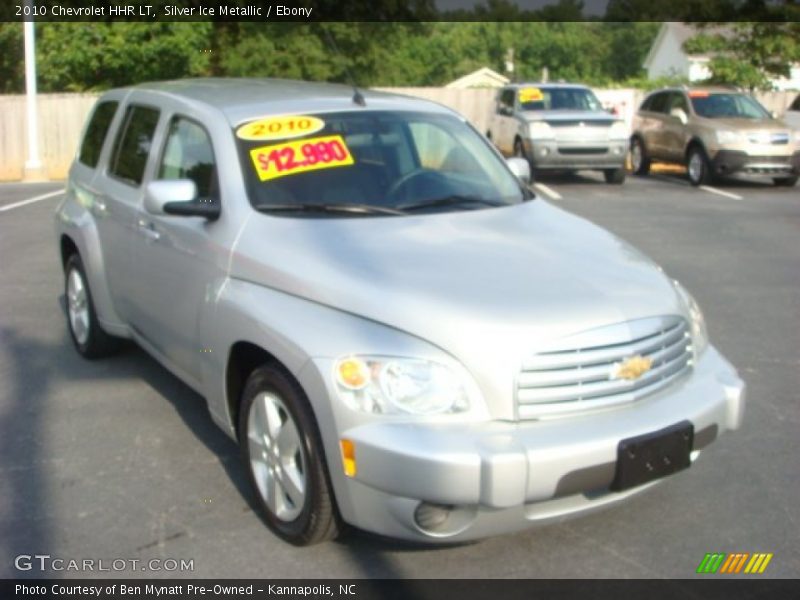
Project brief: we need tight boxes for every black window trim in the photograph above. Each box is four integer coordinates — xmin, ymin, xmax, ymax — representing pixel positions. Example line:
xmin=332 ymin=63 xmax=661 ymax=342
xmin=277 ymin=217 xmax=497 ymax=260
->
xmin=106 ymin=102 xmax=162 ymax=189
xmin=155 ymin=113 xmax=221 ymax=204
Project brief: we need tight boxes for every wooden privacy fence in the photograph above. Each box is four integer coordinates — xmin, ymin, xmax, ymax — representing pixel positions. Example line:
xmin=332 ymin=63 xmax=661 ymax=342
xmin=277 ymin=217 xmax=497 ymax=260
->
xmin=1 ymin=89 xmax=796 ymax=182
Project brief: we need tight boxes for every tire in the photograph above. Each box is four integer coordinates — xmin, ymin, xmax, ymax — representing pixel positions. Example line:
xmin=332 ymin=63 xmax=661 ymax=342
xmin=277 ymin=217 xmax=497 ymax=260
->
xmin=64 ymin=253 xmax=120 ymax=359
xmin=604 ymin=168 xmax=626 ymax=184
xmin=239 ymin=364 xmax=341 ymax=546
xmin=686 ymin=145 xmax=713 ymax=186
xmin=773 ymin=176 xmax=798 ymax=187
xmin=630 ymin=137 xmax=651 ymax=175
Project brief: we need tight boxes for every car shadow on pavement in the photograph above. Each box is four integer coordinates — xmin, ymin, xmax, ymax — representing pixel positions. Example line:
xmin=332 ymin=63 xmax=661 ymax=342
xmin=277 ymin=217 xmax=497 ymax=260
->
xmin=2 ymin=312 xmax=450 ymax=580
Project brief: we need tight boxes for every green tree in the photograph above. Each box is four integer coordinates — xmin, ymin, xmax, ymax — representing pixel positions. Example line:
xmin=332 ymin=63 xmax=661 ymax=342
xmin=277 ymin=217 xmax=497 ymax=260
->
xmin=0 ymin=24 xmax=24 ymax=93
xmin=36 ymin=23 xmax=213 ymax=92
xmin=684 ymin=21 xmax=800 ymax=90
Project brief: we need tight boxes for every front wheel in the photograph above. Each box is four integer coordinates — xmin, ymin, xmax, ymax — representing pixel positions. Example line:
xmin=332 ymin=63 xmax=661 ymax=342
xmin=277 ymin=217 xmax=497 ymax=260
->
xmin=513 ymin=138 xmax=535 ymax=182
xmin=687 ymin=146 xmax=713 ymax=186
xmin=630 ymin=137 xmax=651 ymax=175
xmin=64 ymin=254 xmax=120 ymax=358
xmin=774 ymin=176 xmax=798 ymax=187
xmin=603 ymin=168 xmax=626 ymax=184
xmin=239 ymin=364 xmax=341 ymax=546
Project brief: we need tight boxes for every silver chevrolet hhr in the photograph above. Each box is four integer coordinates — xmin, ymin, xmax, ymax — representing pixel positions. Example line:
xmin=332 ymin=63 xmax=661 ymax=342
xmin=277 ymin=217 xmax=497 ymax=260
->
xmin=55 ymin=78 xmax=745 ymax=546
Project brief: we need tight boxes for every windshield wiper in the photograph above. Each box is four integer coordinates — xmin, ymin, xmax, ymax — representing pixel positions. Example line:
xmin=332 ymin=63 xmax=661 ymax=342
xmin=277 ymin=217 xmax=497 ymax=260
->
xmin=398 ymin=195 xmax=507 ymax=212
xmin=254 ymin=203 xmax=406 ymax=216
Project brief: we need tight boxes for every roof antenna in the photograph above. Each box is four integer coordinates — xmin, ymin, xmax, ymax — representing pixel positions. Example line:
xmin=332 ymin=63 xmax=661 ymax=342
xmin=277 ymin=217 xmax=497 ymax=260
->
xmin=322 ymin=26 xmax=366 ymax=107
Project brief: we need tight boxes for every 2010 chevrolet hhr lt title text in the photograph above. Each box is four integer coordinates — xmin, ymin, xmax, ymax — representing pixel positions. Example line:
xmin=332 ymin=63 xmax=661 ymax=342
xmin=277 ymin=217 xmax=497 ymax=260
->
xmin=55 ymin=78 xmax=745 ymax=545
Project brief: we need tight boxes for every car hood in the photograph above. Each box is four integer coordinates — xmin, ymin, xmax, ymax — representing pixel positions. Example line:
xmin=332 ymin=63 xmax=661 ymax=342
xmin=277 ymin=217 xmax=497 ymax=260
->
xmin=521 ymin=110 xmax=616 ymax=124
xmin=231 ymin=201 xmax=684 ymax=370
xmin=699 ymin=117 xmax=791 ymax=132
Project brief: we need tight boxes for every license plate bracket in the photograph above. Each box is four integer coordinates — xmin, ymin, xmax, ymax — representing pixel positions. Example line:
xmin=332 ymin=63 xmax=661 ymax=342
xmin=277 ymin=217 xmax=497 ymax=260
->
xmin=610 ymin=421 xmax=694 ymax=492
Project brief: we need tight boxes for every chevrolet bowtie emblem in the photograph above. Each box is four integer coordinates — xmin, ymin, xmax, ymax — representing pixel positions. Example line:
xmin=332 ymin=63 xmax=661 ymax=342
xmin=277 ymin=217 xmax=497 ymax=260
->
xmin=612 ymin=355 xmax=653 ymax=381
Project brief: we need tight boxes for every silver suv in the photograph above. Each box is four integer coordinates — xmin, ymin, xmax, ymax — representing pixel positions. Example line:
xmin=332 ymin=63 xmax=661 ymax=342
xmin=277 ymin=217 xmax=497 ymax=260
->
xmin=631 ymin=87 xmax=800 ymax=187
xmin=487 ymin=83 xmax=629 ymax=183
xmin=56 ymin=78 xmax=745 ymax=545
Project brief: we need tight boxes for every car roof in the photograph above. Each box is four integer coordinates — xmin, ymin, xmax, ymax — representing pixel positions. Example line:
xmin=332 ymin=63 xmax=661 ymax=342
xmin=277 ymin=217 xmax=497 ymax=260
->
xmin=121 ymin=78 xmax=455 ymax=126
xmin=651 ymin=86 xmax=744 ymax=95
xmin=505 ymin=82 xmax=589 ymax=90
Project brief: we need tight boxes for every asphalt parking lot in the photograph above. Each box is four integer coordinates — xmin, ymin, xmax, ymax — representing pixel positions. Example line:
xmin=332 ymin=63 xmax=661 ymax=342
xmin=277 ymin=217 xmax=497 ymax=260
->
xmin=0 ymin=173 xmax=798 ymax=579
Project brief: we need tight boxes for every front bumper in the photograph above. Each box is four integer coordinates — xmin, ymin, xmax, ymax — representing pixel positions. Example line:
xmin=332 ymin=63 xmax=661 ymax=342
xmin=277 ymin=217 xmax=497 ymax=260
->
xmin=711 ymin=150 xmax=800 ymax=177
xmin=333 ymin=346 xmax=745 ymax=542
xmin=524 ymin=138 xmax=628 ymax=170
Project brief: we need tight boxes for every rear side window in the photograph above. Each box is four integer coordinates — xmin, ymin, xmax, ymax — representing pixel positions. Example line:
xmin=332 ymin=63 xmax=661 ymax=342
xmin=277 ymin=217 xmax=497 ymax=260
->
xmin=790 ymin=95 xmax=800 ymax=111
xmin=109 ymin=105 xmax=160 ymax=186
xmin=78 ymin=101 xmax=118 ymax=168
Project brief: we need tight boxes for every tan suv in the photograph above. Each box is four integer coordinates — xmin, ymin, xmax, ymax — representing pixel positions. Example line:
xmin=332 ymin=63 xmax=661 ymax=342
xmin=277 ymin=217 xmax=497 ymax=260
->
xmin=631 ymin=87 xmax=799 ymax=187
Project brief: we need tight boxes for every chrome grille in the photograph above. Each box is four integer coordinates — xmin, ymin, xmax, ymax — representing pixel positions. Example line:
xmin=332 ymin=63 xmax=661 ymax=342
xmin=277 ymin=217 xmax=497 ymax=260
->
xmin=517 ymin=316 xmax=693 ymax=419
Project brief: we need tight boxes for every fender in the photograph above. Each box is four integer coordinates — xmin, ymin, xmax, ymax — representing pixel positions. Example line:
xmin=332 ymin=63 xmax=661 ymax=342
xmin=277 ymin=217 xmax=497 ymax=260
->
xmin=202 ymin=277 xmax=452 ymax=438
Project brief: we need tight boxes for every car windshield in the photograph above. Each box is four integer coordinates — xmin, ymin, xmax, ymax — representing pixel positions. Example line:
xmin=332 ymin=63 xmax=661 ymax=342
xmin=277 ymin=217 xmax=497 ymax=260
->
xmin=690 ymin=93 xmax=771 ymax=119
xmin=235 ymin=110 xmax=527 ymax=217
xmin=518 ymin=87 xmax=603 ymax=112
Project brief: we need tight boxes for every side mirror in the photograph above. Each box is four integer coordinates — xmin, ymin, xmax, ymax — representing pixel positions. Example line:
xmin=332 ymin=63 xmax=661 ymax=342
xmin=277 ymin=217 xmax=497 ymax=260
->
xmin=144 ymin=179 xmax=219 ymax=220
xmin=506 ymin=157 xmax=531 ymax=184
xmin=770 ymin=110 xmax=778 ymax=119
xmin=669 ymin=108 xmax=688 ymax=125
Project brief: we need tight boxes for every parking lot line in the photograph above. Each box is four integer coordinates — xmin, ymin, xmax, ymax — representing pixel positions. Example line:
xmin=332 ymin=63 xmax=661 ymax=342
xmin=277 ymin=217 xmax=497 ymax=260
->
xmin=533 ymin=182 xmax=562 ymax=200
xmin=699 ymin=186 xmax=743 ymax=201
xmin=0 ymin=189 xmax=64 ymax=212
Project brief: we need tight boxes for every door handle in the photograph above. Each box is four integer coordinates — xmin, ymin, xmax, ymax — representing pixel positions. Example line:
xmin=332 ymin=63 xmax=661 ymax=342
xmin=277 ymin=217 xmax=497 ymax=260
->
xmin=137 ymin=218 xmax=161 ymax=241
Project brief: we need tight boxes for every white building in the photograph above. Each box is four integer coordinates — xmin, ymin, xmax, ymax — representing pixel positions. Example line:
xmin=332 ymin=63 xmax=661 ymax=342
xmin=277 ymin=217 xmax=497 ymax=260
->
xmin=643 ymin=22 xmax=800 ymax=91
xmin=445 ymin=67 xmax=509 ymax=89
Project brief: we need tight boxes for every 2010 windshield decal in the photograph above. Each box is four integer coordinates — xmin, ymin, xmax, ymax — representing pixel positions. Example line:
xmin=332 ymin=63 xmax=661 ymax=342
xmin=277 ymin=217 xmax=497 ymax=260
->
xmin=237 ymin=115 xmax=325 ymax=141
xmin=249 ymin=135 xmax=354 ymax=182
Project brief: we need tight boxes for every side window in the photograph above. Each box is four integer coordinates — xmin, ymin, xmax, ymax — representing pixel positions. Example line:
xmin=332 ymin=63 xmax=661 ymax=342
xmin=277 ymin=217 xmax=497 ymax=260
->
xmin=78 ymin=101 xmax=118 ymax=168
xmin=109 ymin=105 xmax=160 ymax=187
xmin=639 ymin=95 xmax=653 ymax=111
xmin=649 ymin=92 xmax=669 ymax=114
xmin=791 ymin=95 xmax=800 ymax=112
xmin=158 ymin=117 xmax=218 ymax=200
xmin=498 ymin=89 xmax=515 ymax=115
xmin=669 ymin=92 xmax=689 ymax=113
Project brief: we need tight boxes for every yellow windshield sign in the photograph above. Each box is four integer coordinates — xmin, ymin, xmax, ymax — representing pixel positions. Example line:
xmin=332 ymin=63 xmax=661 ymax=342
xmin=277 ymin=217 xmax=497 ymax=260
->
xmin=519 ymin=87 xmax=544 ymax=103
xmin=250 ymin=135 xmax=354 ymax=182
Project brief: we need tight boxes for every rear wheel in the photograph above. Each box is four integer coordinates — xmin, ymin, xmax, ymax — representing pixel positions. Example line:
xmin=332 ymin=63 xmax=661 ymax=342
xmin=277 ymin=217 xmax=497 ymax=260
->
xmin=64 ymin=254 xmax=120 ymax=359
xmin=687 ymin=145 xmax=713 ymax=186
xmin=603 ymin=168 xmax=626 ymax=184
xmin=630 ymin=137 xmax=651 ymax=175
xmin=239 ymin=364 xmax=341 ymax=546
xmin=773 ymin=176 xmax=798 ymax=187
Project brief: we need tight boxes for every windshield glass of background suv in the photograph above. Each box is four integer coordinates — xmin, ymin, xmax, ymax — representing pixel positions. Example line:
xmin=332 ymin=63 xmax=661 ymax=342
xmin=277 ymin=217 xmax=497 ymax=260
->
xmin=236 ymin=110 xmax=525 ymax=216
xmin=690 ymin=93 xmax=771 ymax=119
xmin=520 ymin=88 xmax=602 ymax=112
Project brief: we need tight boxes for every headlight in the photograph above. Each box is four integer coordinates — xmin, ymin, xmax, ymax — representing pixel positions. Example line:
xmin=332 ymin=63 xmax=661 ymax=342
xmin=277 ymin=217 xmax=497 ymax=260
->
xmin=528 ymin=121 xmax=554 ymax=140
xmin=609 ymin=120 xmax=629 ymax=140
xmin=334 ymin=356 xmax=471 ymax=415
xmin=716 ymin=130 xmax=742 ymax=145
xmin=673 ymin=280 xmax=709 ymax=357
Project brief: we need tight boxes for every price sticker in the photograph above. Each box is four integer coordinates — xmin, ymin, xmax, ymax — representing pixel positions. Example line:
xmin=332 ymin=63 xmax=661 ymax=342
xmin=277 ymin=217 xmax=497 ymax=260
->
xmin=250 ymin=135 xmax=355 ymax=182
xmin=519 ymin=88 xmax=544 ymax=103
